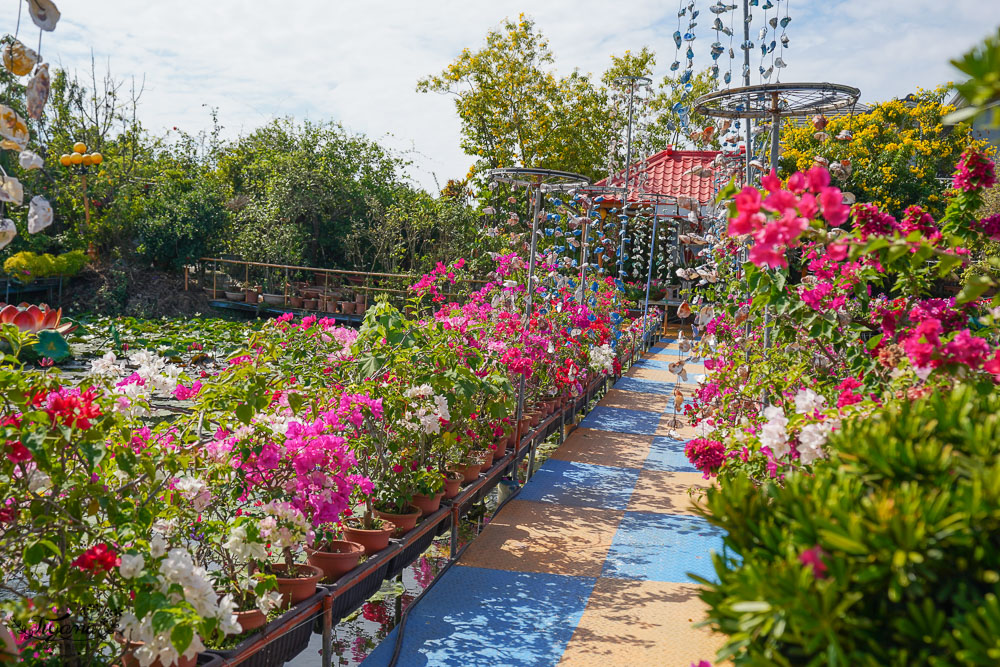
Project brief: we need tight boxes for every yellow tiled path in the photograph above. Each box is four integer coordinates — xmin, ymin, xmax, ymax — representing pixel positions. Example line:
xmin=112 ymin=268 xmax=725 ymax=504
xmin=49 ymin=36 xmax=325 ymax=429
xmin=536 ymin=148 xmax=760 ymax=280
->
xmin=364 ymin=328 xmax=726 ymax=667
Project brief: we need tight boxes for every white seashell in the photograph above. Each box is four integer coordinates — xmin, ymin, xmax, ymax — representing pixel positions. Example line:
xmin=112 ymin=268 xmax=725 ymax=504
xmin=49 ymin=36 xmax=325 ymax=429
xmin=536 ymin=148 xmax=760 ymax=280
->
xmin=18 ymin=150 xmax=43 ymax=171
xmin=0 ymin=218 xmax=15 ymax=249
xmin=27 ymin=195 xmax=52 ymax=233
xmin=26 ymin=64 xmax=50 ymax=120
xmin=0 ymin=105 xmax=29 ymax=148
xmin=0 ymin=177 xmax=24 ymax=206
xmin=28 ymin=0 xmax=61 ymax=31
xmin=2 ymin=39 xmax=38 ymax=76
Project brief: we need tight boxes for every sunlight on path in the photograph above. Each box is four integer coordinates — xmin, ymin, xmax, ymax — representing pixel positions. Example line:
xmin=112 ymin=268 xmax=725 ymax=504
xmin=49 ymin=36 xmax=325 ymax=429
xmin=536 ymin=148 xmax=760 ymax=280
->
xmin=363 ymin=327 xmax=724 ymax=666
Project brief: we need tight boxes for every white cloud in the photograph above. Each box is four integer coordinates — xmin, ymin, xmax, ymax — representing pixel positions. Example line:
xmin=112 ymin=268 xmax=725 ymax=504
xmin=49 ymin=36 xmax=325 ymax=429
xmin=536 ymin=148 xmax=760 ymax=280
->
xmin=32 ymin=1 xmax=1000 ymax=192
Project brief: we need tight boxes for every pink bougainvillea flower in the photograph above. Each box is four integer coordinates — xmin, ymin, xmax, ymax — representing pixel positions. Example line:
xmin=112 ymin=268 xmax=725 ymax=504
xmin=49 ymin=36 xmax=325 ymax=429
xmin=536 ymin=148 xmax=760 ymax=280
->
xmin=799 ymin=545 xmax=828 ymax=578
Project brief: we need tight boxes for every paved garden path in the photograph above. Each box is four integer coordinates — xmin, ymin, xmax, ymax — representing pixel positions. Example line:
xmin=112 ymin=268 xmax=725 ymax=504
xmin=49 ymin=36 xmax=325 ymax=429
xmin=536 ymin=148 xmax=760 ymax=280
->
xmin=364 ymin=329 xmax=725 ymax=666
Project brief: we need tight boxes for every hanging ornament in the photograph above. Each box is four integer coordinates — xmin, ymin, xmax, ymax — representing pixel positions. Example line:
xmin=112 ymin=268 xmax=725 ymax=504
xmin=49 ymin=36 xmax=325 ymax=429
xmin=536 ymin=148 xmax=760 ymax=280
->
xmin=27 ymin=0 xmax=61 ymax=31
xmin=26 ymin=63 xmax=50 ymax=120
xmin=18 ymin=150 xmax=43 ymax=170
xmin=27 ymin=195 xmax=52 ymax=233
xmin=2 ymin=39 xmax=38 ymax=76
xmin=0 ymin=105 xmax=30 ymax=150
xmin=0 ymin=177 xmax=24 ymax=206
xmin=0 ymin=219 xmax=16 ymax=250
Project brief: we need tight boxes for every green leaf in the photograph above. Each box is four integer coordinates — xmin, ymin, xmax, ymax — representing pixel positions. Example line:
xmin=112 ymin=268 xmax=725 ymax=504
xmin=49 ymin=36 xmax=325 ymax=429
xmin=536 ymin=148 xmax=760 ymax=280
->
xmin=819 ymin=529 xmax=868 ymax=555
xmin=957 ymin=275 xmax=995 ymax=305
xmin=171 ymin=624 xmax=194 ymax=656
xmin=731 ymin=601 xmax=772 ymax=613
xmin=937 ymin=253 xmax=964 ymax=277
xmin=34 ymin=331 xmax=71 ymax=362
xmin=235 ymin=403 xmax=253 ymax=424
xmin=151 ymin=609 xmax=177 ymax=635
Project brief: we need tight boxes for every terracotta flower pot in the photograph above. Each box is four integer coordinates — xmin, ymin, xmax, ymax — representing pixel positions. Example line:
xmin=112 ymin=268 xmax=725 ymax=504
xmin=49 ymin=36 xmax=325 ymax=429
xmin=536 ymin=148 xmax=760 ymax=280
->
xmin=117 ymin=633 xmax=198 ymax=667
xmin=234 ymin=608 xmax=267 ymax=633
xmin=375 ymin=505 xmax=422 ymax=536
xmin=326 ymin=300 xmax=338 ymax=314
xmin=443 ymin=473 xmax=463 ymax=499
xmin=303 ymin=298 xmax=318 ymax=309
xmin=456 ymin=461 xmax=483 ymax=483
xmin=412 ymin=491 xmax=445 ymax=516
xmin=475 ymin=449 xmax=494 ymax=469
xmin=519 ymin=417 xmax=532 ymax=434
xmin=289 ymin=296 xmax=304 ymax=308
xmin=268 ymin=563 xmax=323 ymax=608
xmin=507 ymin=431 xmax=517 ymax=449
xmin=343 ymin=523 xmax=394 ymax=555
xmin=245 ymin=290 xmax=259 ymax=305
xmin=306 ymin=541 xmax=364 ymax=581
xmin=528 ymin=411 xmax=542 ymax=427
xmin=493 ymin=438 xmax=508 ymax=458
xmin=356 ymin=303 xmax=368 ymax=315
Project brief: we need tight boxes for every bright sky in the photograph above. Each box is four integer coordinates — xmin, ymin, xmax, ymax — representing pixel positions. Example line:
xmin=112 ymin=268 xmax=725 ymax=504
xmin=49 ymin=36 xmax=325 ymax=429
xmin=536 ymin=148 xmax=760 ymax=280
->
xmin=35 ymin=1 xmax=1000 ymax=193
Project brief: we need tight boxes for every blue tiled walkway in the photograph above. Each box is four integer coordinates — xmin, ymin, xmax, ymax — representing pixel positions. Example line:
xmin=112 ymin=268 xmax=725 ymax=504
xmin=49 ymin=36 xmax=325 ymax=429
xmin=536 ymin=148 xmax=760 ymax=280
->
xmin=363 ymin=332 xmax=725 ymax=666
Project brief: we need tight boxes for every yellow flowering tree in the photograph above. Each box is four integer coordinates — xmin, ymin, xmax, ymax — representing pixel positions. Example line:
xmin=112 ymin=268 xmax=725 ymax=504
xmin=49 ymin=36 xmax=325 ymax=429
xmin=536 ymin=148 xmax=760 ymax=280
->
xmin=779 ymin=86 xmax=984 ymax=218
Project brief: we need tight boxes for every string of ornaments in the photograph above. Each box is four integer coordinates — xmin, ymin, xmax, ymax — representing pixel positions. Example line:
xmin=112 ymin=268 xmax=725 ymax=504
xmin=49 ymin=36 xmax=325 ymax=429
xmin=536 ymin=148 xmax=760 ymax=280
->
xmin=0 ymin=0 xmax=63 ymax=251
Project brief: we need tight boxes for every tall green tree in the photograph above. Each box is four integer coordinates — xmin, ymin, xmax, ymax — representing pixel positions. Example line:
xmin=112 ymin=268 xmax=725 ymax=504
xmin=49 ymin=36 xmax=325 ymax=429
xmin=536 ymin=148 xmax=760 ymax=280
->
xmin=417 ymin=15 xmax=607 ymax=184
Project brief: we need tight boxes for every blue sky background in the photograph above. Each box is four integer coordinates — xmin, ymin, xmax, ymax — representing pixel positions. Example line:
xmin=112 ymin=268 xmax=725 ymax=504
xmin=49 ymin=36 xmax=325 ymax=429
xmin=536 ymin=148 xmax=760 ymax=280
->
xmin=33 ymin=1 xmax=1000 ymax=192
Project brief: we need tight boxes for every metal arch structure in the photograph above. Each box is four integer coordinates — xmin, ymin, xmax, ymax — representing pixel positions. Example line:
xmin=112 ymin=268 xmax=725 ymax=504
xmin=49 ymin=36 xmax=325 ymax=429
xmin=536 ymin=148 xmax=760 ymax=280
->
xmin=693 ymin=82 xmax=861 ymax=120
xmin=693 ymin=82 xmax=860 ymax=385
xmin=486 ymin=167 xmax=590 ymax=193
xmin=695 ymin=82 xmax=860 ymax=173
xmin=484 ymin=167 xmax=591 ymax=480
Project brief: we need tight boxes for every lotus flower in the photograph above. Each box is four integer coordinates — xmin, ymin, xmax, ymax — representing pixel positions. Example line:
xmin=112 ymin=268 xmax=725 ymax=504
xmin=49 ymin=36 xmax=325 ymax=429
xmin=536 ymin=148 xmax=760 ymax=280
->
xmin=0 ymin=303 xmax=75 ymax=334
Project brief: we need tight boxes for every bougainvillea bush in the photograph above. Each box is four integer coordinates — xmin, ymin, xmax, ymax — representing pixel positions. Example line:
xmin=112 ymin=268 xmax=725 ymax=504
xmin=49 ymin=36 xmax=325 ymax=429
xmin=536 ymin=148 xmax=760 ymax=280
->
xmin=0 ymin=250 xmax=639 ymax=665
xmin=683 ymin=146 xmax=1000 ymax=663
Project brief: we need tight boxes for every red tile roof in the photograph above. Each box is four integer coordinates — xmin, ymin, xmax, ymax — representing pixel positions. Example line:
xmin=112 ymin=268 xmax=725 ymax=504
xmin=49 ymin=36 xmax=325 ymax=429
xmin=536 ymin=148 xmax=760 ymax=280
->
xmin=595 ymin=149 xmax=722 ymax=205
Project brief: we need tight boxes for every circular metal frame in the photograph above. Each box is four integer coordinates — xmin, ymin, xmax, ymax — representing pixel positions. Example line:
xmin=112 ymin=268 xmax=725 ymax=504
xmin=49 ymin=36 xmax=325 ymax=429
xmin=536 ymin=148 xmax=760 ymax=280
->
xmin=611 ymin=75 xmax=653 ymax=87
xmin=693 ymin=82 xmax=861 ymax=119
xmin=485 ymin=167 xmax=590 ymax=192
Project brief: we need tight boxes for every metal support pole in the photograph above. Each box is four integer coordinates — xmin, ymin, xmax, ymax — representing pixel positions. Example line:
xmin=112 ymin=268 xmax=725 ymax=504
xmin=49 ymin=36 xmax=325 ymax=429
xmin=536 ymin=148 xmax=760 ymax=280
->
xmin=321 ymin=595 xmax=332 ymax=667
xmin=642 ymin=210 xmax=659 ymax=344
xmin=449 ymin=503 xmax=460 ymax=559
xmin=579 ymin=202 xmax=591 ymax=294
xmin=514 ymin=183 xmax=543 ymax=471
xmin=742 ymin=0 xmax=753 ymax=187
xmin=618 ymin=84 xmax=637 ymax=279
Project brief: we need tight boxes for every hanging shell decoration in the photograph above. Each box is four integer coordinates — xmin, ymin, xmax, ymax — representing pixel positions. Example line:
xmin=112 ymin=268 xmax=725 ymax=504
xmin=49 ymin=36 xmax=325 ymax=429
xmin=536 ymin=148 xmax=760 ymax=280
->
xmin=27 ymin=195 xmax=52 ymax=233
xmin=18 ymin=150 xmax=43 ymax=171
xmin=0 ymin=219 xmax=16 ymax=250
xmin=0 ymin=177 xmax=24 ymax=206
xmin=27 ymin=0 xmax=61 ymax=32
xmin=26 ymin=63 xmax=49 ymax=120
xmin=0 ymin=106 xmax=29 ymax=150
xmin=2 ymin=39 xmax=38 ymax=77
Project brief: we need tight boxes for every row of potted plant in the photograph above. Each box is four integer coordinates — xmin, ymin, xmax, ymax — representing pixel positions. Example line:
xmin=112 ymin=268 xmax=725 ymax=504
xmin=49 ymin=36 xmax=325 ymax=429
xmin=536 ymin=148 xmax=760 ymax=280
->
xmin=0 ymin=251 xmax=640 ymax=665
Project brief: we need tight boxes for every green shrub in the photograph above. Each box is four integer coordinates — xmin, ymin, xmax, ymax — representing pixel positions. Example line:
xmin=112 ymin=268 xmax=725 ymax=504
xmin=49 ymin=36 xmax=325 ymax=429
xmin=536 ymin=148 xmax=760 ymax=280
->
xmin=696 ymin=383 xmax=1000 ymax=666
xmin=51 ymin=250 xmax=88 ymax=276
xmin=3 ymin=250 xmax=88 ymax=283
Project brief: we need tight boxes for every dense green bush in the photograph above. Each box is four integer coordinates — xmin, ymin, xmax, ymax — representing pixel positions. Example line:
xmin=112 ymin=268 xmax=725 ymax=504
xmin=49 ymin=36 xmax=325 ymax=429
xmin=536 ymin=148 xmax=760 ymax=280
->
xmin=3 ymin=250 xmax=87 ymax=283
xmin=695 ymin=383 xmax=1000 ymax=666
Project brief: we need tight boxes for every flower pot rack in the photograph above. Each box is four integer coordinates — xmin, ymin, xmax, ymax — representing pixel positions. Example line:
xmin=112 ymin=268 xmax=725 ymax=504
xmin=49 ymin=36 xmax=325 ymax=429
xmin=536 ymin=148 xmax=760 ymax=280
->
xmin=194 ymin=333 xmax=675 ymax=666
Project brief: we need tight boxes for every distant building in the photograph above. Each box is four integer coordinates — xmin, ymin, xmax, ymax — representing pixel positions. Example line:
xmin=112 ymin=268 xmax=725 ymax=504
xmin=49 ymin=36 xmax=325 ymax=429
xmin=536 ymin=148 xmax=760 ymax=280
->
xmin=946 ymin=93 xmax=1000 ymax=152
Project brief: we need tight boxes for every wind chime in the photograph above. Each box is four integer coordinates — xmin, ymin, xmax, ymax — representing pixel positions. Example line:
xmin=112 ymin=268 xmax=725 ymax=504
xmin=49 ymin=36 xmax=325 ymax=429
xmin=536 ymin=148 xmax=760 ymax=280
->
xmin=0 ymin=0 xmax=61 ymax=251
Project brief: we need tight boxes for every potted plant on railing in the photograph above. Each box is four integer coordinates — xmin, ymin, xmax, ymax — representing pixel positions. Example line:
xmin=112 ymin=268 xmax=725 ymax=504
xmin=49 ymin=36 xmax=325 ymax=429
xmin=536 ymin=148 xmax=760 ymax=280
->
xmin=305 ymin=524 xmax=364 ymax=582
xmin=410 ymin=467 xmax=445 ymax=516
xmin=257 ymin=502 xmax=323 ymax=608
xmin=209 ymin=516 xmax=284 ymax=632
